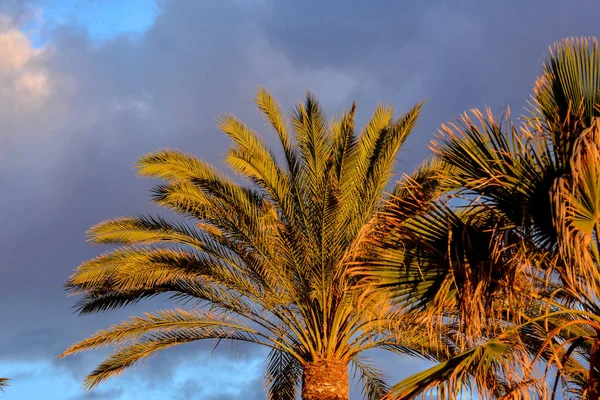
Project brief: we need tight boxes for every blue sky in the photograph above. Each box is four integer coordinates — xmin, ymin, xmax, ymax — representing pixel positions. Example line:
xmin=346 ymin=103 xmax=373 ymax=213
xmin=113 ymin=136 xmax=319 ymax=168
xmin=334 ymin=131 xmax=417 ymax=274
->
xmin=20 ymin=0 xmax=159 ymax=47
xmin=0 ymin=0 xmax=599 ymax=399
xmin=0 ymin=355 xmax=265 ymax=399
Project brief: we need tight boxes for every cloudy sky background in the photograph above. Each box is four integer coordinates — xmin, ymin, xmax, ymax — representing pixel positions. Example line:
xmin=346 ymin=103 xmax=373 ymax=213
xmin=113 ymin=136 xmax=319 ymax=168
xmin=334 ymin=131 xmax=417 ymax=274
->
xmin=1 ymin=0 xmax=600 ymax=398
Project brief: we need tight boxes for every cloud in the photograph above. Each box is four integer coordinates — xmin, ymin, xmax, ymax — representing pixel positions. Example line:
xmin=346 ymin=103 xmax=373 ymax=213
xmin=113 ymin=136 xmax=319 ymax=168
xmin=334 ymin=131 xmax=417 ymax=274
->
xmin=0 ymin=22 xmax=36 ymax=70
xmin=0 ymin=0 xmax=39 ymax=24
xmin=0 ymin=17 xmax=51 ymax=103
xmin=259 ymin=0 xmax=600 ymax=169
xmin=110 ymin=93 xmax=154 ymax=119
xmin=0 ymin=4 xmax=332 ymax=397
xmin=15 ymin=69 xmax=49 ymax=95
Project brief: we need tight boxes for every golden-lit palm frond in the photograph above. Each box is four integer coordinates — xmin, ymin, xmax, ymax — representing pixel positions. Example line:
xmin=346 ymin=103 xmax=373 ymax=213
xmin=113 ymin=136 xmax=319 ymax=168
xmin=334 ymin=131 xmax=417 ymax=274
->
xmin=432 ymin=107 xmax=558 ymax=254
xmin=530 ymin=37 xmax=600 ymax=169
xmin=543 ymin=118 xmax=600 ymax=398
xmin=385 ymin=336 xmax=547 ymax=400
xmin=358 ymin=195 xmax=542 ymax=397
xmin=358 ymin=166 xmax=533 ymax=341
xmin=553 ymin=118 xmax=600 ymax=301
xmin=0 ymin=378 xmax=8 ymax=392
xmin=59 ymin=309 xmax=271 ymax=357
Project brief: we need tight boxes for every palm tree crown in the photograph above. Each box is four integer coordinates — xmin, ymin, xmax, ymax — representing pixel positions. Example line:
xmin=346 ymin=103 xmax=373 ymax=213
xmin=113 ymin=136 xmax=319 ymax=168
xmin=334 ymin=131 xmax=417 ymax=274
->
xmin=60 ymin=89 xmax=437 ymax=399
xmin=356 ymin=37 xmax=600 ymax=399
xmin=432 ymin=37 xmax=600 ymax=399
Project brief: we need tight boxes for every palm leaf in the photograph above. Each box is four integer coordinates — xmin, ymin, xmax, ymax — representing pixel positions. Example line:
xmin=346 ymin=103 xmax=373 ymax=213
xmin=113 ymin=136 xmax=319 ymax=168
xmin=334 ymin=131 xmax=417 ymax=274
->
xmin=265 ymin=348 xmax=303 ymax=400
xmin=351 ymin=356 xmax=389 ymax=400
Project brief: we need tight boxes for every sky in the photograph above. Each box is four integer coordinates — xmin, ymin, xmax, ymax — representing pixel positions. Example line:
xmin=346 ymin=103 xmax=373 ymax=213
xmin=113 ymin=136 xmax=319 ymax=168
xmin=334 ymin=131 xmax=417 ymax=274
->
xmin=0 ymin=0 xmax=599 ymax=399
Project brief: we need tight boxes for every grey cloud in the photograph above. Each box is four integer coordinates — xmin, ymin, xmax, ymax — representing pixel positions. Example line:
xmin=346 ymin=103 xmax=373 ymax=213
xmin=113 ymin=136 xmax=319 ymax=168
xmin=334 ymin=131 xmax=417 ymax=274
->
xmin=177 ymin=376 xmax=264 ymax=400
xmin=71 ymin=387 xmax=124 ymax=400
xmin=260 ymin=1 xmax=426 ymax=71
xmin=261 ymin=0 xmax=600 ymax=171
xmin=0 ymin=0 xmax=39 ymax=23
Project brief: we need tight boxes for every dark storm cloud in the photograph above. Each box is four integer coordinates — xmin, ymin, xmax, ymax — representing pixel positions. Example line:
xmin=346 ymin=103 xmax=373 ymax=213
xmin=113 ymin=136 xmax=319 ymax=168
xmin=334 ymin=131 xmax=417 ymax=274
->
xmin=1 ymin=0 xmax=600 ymax=398
xmin=262 ymin=0 xmax=600 ymax=170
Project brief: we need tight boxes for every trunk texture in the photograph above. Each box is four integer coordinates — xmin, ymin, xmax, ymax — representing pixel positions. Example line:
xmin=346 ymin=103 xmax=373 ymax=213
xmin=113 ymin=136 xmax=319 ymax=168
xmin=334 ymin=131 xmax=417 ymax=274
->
xmin=301 ymin=359 xmax=348 ymax=400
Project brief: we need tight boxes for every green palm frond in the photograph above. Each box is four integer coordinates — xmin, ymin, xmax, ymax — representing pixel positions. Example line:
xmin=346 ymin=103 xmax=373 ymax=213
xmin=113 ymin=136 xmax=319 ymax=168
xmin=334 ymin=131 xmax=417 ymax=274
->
xmin=265 ymin=348 xmax=303 ymax=400
xmin=360 ymin=188 xmax=531 ymax=344
xmin=432 ymin=108 xmax=557 ymax=251
xmin=351 ymin=356 xmax=389 ymax=400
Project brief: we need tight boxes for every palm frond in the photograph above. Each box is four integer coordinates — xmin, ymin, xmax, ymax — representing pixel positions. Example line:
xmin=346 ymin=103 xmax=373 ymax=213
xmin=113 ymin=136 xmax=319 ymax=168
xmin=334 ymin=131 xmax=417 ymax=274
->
xmin=58 ymin=309 xmax=264 ymax=357
xmin=79 ymin=327 xmax=258 ymax=390
xmin=531 ymin=37 xmax=600 ymax=168
xmin=254 ymin=88 xmax=299 ymax=176
xmin=385 ymin=337 xmax=544 ymax=400
xmin=265 ymin=348 xmax=303 ymax=400
xmin=351 ymin=356 xmax=389 ymax=400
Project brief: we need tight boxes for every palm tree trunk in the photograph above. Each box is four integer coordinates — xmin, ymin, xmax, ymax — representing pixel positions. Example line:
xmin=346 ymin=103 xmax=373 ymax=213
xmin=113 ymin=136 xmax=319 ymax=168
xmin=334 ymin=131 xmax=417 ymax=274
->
xmin=301 ymin=359 xmax=348 ymax=400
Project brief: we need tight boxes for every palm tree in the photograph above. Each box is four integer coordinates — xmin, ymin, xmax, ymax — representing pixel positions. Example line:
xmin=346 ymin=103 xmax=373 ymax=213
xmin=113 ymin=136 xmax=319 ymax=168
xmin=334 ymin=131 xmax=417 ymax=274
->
xmin=356 ymin=37 xmax=600 ymax=399
xmin=431 ymin=37 xmax=600 ymax=399
xmin=355 ymin=156 xmax=548 ymax=399
xmin=59 ymin=89 xmax=442 ymax=399
xmin=0 ymin=378 xmax=8 ymax=391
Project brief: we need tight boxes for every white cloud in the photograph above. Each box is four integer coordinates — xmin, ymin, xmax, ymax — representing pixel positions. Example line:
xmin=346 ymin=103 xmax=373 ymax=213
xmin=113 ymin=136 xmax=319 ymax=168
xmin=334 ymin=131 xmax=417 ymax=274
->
xmin=15 ymin=69 xmax=49 ymax=96
xmin=0 ymin=15 xmax=51 ymax=102
xmin=0 ymin=27 xmax=36 ymax=70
